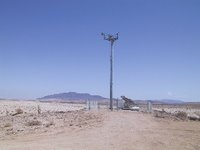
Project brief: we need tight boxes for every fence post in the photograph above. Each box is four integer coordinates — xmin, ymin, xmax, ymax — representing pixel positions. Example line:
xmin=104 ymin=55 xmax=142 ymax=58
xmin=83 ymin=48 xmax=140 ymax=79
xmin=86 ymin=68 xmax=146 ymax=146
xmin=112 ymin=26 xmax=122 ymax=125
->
xmin=116 ymin=98 xmax=119 ymax=110
xmin=147 ymin=101 xmax=152 ymax=112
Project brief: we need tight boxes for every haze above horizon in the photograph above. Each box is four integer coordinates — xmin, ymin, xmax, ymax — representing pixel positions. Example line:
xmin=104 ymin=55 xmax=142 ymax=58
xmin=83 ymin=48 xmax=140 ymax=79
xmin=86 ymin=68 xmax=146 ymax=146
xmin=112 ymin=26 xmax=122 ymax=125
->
xmin=0 ymin=0 xmax=200 ymax=102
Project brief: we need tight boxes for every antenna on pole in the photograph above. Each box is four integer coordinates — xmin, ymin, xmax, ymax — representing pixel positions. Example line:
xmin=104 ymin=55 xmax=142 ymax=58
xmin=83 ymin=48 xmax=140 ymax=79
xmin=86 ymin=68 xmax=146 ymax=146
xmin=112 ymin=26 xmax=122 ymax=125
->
xmin=101 ymin=32 xmax=119 ymax=111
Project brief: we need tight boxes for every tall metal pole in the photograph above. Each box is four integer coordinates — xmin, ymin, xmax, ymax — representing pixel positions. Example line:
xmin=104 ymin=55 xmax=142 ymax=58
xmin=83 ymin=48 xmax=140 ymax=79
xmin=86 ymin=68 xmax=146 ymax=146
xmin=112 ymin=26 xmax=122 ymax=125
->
xmin=101 ymin=33 xmax=118 ymax=111
xmin=110 ymin=41 xmax=113 ymax=110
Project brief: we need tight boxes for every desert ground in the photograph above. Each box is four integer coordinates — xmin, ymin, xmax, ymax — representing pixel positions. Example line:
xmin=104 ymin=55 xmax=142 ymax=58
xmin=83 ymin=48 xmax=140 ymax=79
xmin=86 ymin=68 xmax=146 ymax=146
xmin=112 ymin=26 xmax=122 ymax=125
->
xmin=0 ymin=100 xmax=200 ymax=150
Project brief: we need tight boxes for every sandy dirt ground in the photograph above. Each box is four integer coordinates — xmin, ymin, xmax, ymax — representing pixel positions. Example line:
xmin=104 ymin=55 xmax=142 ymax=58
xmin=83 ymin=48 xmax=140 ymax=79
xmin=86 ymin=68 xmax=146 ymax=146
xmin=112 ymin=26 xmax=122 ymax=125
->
xmin=0 ymin=100 xmax=84 ymax=116
xmin=0 ymin=100 xmax=200 ymax=150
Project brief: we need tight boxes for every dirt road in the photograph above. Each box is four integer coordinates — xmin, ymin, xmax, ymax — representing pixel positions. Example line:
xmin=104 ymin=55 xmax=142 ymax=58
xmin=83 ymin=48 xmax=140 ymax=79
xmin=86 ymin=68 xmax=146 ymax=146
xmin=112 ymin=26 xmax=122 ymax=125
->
xmin=1 ymin=110 xmax=200 ymax=150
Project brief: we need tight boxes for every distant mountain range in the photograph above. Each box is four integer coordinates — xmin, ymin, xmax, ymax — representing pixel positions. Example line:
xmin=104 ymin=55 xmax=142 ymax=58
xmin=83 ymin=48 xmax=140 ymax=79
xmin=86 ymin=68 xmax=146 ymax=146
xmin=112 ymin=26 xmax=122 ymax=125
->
xmin=38 ymin=92 xmax=106 ymax=100
xmin=159 ymin=99 xmax=184 ymax=104
xmin=134 ymin=99 xmax=184 ymax=105
xmin=38 ymin=92 xmax=185 ymax=104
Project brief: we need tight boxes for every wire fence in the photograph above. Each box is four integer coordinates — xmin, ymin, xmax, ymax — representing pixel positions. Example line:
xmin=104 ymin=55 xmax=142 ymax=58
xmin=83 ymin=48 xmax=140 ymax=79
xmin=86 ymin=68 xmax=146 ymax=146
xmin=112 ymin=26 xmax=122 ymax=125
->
xmin=85 ymin=99 xmax=153 ymax=112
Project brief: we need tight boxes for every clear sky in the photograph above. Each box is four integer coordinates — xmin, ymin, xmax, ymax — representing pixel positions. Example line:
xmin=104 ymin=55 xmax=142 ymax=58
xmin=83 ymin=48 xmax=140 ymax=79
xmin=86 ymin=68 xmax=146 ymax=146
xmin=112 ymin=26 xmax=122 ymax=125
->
xmin=0 ymin=0 xmax=200 ymax=101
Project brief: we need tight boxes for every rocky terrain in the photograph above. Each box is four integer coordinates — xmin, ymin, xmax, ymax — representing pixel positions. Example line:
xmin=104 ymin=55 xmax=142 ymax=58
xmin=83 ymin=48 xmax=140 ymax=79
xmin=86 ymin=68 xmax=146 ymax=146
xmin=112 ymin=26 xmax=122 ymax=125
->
xmin=0 ymin=100 xmax=200 ymax=150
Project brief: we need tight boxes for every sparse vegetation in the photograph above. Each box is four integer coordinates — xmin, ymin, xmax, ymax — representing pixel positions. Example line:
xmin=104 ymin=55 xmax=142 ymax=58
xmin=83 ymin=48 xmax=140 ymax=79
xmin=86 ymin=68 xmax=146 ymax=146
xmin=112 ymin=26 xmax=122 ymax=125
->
xmin=4 ymin=123 xmax=11 ymax=128
xmin=12 ymin=108 xmax=23 ymax=116
xmin=26 ymin=120 xmax=42 ymax=126
xmin=16 ymin=108 xmax=23 ymax=114
xmin=188 ymin=114 xmax=200 ymax=121
xmin=45 ymin=121 xmax=54 ymax=127
xmin=154 ymin=110 xmax=170 ymax=118
xmin=175 ymin=111 xmax=187 ymax=120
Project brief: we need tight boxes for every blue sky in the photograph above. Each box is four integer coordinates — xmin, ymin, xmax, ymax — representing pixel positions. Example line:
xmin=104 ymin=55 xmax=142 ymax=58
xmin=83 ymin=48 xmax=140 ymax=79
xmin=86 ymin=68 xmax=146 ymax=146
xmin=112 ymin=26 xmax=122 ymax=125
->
xmin=0 ymin=0 xmax=200 ymax=101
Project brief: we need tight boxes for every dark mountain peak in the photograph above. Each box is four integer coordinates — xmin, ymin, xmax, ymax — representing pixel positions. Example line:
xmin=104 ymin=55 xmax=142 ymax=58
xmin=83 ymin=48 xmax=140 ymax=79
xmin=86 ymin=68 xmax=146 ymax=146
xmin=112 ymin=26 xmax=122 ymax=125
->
xmin=38 ymin=92 xmax=106 ymax=101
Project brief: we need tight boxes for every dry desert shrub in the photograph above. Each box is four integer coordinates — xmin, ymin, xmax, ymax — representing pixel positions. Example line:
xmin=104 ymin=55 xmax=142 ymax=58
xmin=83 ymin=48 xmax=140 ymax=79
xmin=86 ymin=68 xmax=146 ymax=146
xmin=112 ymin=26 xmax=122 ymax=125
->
xmin=188 ymin=113 xmax=200 ymax=121
xmin=55 ymin=111 xmax=65 ymax=113
xmin=175 ymin=111 xmax=187 ymax=120
xmin=4 ymin=123 xmax=11 ymax=128
xmin=154 ymin=112 xmax=161 ymax=118
xmin=11 ymin=108 xmax=23 ymax=116
xmin=154 ymin=110 xmax=169 ymax=118
xmin=45 ymin=121 xmax=54 ymax=127
xmin=16 ymin=108 xmax=23 ymax=114
xmin=26 ymin=120 xmax=42 ymax=126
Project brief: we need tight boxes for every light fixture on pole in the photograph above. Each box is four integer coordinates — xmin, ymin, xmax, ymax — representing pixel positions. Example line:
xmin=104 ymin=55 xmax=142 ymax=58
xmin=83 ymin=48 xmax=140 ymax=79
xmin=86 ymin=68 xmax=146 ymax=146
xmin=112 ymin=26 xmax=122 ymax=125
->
xmin=101 ymin=32 xmax=119 ymax=111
